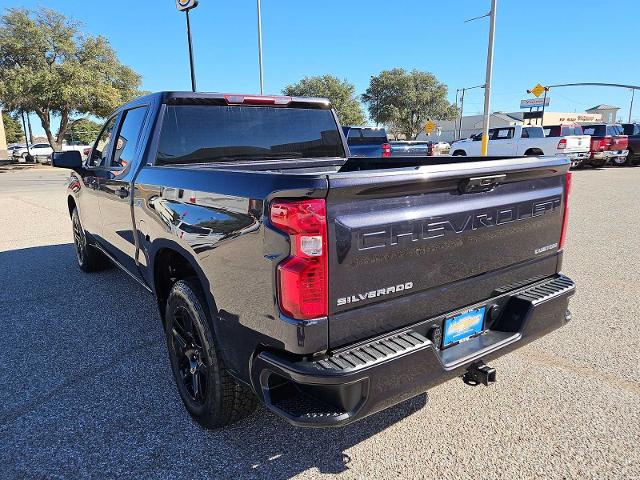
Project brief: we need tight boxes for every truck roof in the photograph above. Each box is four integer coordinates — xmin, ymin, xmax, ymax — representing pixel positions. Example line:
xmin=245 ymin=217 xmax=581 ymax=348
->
xmin=121 ymin=91 xmax=332 ymax=111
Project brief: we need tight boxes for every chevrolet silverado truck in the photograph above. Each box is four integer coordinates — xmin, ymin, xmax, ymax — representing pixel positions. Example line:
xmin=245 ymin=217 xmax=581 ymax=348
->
xmin=52 ymin=91 xmax=575 ymax=429
xmin=451 ymin=125 xmax=589 ymax=166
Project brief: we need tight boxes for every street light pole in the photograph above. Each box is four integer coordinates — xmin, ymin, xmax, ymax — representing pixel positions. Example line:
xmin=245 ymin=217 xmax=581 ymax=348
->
xmin=480 ymin=0 xmax=497 ymax=156
xmin=257 ymin=0 xmax=264 ymax=94
xmin=185 ymin=9 xmax=197 ymax=92
xmin=629 ymin=89 xmax=635 ymax=123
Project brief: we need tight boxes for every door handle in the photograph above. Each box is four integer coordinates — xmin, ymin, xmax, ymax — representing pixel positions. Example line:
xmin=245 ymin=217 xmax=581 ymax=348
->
xmin=115 ymin=187 xmax=129 ymax=199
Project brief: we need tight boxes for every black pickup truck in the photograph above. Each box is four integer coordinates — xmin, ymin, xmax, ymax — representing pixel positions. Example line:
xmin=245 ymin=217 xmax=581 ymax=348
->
xmin=52 ymin=91 xmax=575 ymax=428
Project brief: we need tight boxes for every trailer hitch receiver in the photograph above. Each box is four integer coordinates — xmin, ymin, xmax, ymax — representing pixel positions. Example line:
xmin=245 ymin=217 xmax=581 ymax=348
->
xmin=462 ymin=362 xmax=496 ymax=386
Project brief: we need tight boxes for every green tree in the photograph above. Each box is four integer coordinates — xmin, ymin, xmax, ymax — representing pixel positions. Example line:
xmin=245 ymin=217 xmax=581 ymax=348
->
xmin=65 ymin=117 xmax=101 ymax=145
xmin=362 ymin=68 xmax=457 ymax=139
xmin=282 ymin=75 xmax=365 ymax=125
xmin=2 ymin=112 xmax=24 ymax=143
xmin=0 ymin=7 xmax=142 ymax=150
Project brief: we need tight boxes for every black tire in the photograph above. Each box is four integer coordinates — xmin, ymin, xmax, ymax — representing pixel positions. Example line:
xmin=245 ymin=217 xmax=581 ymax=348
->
xmin=610 ymin=155 xmax=629 ymax=166
xmin=452 ymin=150 xmax=466 ymax=156
xmin=524 ymin=149 xmax=544 ymax=156
xmin=165 ymin=279 xmax=257 ymax=429
xmin=71 ymin=207 xmax=110 ymax=272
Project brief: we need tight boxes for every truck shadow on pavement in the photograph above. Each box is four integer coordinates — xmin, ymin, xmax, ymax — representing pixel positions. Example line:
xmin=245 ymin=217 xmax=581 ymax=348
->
xmin=0 ymin=243 xmax=427 ymax=479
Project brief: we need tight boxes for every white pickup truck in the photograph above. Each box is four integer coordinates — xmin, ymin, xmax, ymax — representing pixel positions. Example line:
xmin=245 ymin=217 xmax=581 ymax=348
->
xmin=450 ymin=125 xmax=590 ymax=166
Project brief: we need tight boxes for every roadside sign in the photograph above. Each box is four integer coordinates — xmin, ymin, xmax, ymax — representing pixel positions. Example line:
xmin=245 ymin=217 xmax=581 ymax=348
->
xmin=529 ymin=83 xmax=546 ymax=98
xmin=424 ymin=120 xmax=436 ymax=135
xmin=520 ymin=97 xmax=550 ymax=109
xmin=176 ymin=0 xmax=198 ymax=11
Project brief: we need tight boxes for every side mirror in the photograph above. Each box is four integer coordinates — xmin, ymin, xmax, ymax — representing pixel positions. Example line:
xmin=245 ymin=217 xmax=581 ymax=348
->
xmin=51 ymin=150 xmax=82 ymax=169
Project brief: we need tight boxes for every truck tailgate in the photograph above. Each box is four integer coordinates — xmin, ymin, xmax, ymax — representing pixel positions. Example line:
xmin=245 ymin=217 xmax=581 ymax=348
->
xmin=563 ymin=135 xmax=591 ymax=153
xmin=326 ymin=156 xmax=569 ymax=347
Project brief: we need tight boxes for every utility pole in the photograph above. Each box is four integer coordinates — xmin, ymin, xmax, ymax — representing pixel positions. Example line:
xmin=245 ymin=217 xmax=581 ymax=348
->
xmin=257 ymin=0 xmax=264 ymax=94
xmin=465 ymin=1 xmax=496 ymax=155
xmin=629 ymin=89 xmax=635 ymax=123
xmin=454 ymin=89 xmax=459 ymax=141
xmin=480 ymin=0 xmax=497 ymax=156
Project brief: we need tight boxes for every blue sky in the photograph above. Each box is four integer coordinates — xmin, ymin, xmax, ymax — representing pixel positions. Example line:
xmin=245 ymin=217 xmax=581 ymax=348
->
xmin=4 ymin=0 xmax=640 ymax=135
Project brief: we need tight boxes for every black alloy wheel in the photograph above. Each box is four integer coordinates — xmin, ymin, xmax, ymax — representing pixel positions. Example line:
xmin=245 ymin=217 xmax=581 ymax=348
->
xmin=170 ymin=305 xmax=209 ymax=405
xmin=72 ymin=209 xmax=86 ymax=266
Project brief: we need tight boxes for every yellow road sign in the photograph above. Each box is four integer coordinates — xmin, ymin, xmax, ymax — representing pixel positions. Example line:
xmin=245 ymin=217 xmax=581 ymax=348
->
xmin=424 ymin=120 xmax=435 ymax=134
xmin=530 ymin=83 xmax=545 ymax=98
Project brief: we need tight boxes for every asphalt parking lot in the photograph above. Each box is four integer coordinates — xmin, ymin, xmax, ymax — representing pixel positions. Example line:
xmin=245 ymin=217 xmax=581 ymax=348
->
xmin=0 ymin=164 xmax=638 ymax=479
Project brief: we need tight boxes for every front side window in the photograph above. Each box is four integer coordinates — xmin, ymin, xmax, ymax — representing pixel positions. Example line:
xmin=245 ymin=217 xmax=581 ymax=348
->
xmin=494 ymin=128 xmax=513 ymax=140
xmin=88 ymin=116 xmax=117 ymax=167
xmin=112 ymin=107 xmax=149 ymax=170
xmin=156 ymin=105 xmax=345 ymax=165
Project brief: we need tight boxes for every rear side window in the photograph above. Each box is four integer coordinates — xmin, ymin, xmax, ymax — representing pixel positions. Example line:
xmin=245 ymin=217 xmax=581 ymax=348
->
xmin=112 ymin=106 xmax=148 ymax=170
xmin=156 ymin=105 xmax=345 ymax=165
xmin=523 ymin=127 xmax=544 ymax=138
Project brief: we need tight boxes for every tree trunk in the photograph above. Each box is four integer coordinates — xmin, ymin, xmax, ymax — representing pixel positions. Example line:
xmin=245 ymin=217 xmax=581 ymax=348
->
xmin=55 ymin=110 xmax=70 ymax=151
xmin=33 ymin=108 xmax=57 ymax=150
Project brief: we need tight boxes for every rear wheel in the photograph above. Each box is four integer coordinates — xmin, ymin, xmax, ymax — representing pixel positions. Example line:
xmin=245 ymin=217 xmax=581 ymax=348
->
xmin=165 ymin=279 xmax=256 ymax=429
xmin=611 ymin=155 xmax=629 ymax=166
xmin=524 ymin=149 xmax=544 ymax=156
xmin=71 ymin=207 xmax=110 ymax=272
xmin=452 ymin=150 xmax=466 ymax=156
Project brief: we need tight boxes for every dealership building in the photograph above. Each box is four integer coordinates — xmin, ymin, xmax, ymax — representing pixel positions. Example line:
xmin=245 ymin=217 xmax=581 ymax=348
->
xmin=417 ymin=104 xmax=619 ymax=143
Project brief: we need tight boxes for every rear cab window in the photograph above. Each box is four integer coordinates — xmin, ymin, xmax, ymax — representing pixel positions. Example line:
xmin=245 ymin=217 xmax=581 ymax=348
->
xmin=582 ymin=125 xmax=605 ymax=136
xmin=156 ymin=105 xmax=345 ymax=165
xmin=346 ymin=128 xmax=387 ymax=146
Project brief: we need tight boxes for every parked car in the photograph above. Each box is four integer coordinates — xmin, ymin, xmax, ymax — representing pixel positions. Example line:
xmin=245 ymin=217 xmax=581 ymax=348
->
xmin=13 ymin=142 xmax=92 ymax=164
xmin=390 ymin=140 xmax=451 ymax=156
xmin=580 ymin=124 xmax=628 ymax=167
xmin=12 ymin=143 xmax=53 ymax=162
xmin=342 ymin=126 xmax=390 ymax=157
xmin=621 ymin=123 xmax=640 ymax=165
xmin=52 ymin=91 xmax=575 ymax=429
xmin=542 ymin=124 xmax=591 ymax=167
xmin=450 ymin=125 xmax=590 ymax=164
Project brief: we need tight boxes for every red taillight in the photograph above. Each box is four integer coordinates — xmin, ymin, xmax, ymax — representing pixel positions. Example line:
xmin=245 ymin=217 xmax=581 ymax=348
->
xmin=614 ymin=136 xmax=628 ymax=149
xmin=223 ymin=94 xmax=291 ymax=106
xmin=590 ymin=138 xmax=609 ymax=151
xmin=270 ymin=199 xmax=328 ymax=319
xmin=381 ymin=143 xmax=391 ymax=158
xmin=559 ymin=172 xmax=572 ymax=250
xmin=557 ymin=138 xmax=567 ymax=149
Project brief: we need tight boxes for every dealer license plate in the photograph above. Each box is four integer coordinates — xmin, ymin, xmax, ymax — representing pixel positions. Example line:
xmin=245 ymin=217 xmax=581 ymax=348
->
xmin=443 ymin=306 xmax=486 ymax=348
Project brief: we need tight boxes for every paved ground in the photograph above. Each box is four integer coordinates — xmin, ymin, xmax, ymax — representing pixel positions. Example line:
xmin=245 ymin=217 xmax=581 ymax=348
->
xmin=0 ymin=165 xmax=638 ymax=479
